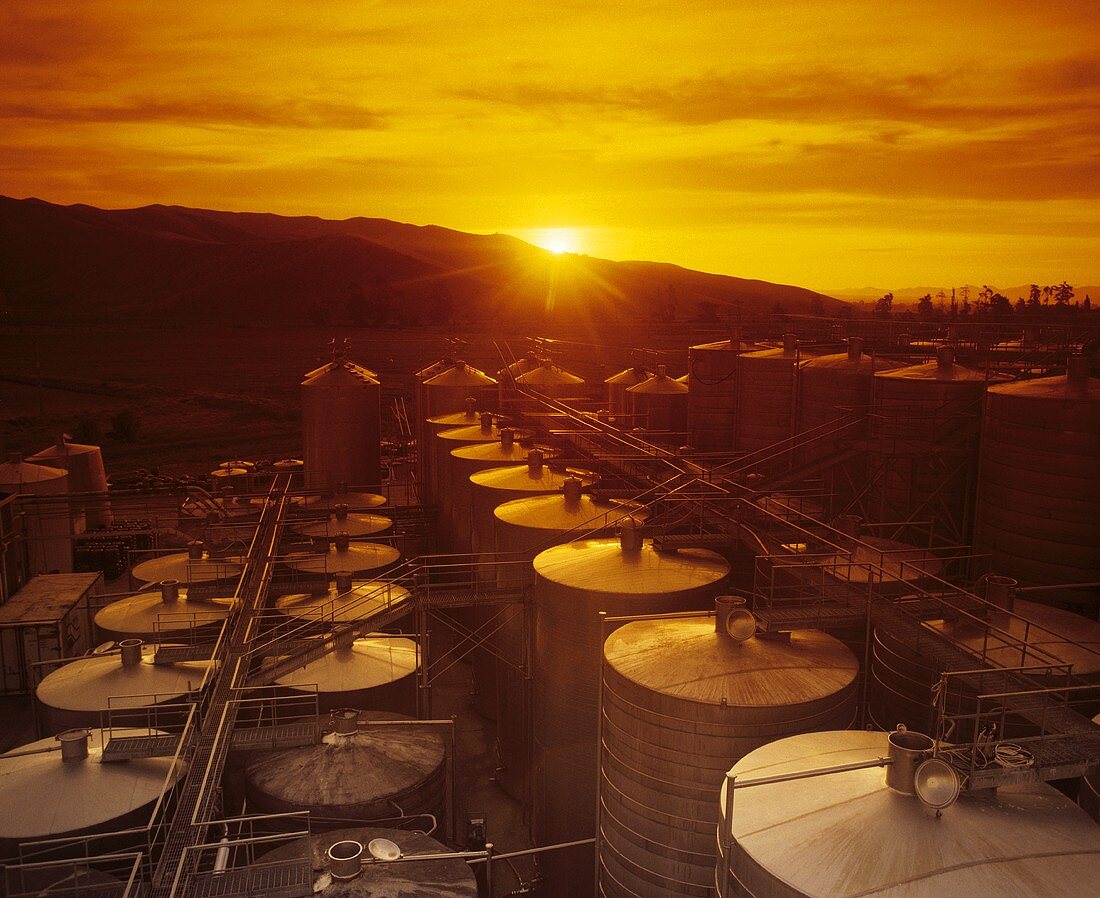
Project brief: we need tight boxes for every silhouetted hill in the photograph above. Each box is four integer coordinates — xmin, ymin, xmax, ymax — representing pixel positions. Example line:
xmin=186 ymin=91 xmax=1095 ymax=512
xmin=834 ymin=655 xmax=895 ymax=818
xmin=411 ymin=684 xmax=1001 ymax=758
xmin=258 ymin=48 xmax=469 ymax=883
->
xmin=0 ymin=196 xmax=843 ymax=324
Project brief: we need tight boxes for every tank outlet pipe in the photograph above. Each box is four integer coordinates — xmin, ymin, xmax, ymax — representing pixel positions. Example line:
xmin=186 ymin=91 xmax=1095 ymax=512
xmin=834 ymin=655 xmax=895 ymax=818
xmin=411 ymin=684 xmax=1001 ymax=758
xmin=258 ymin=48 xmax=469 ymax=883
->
xmin=187 ymin=540 xmax=204 ymax=560
xmin=327 ymin=840 xmax=365 ymax=880
xmin=212 ymin=837 xmax=231 ymax=875
xmin=526 ymin=449 xmax=544 ymax=474
xmin=334 ymin=503 xmax=350 ymax=521
xmin=619 ymin=517 xmax=643 ymax=553
xmin=57 ymin=728 xmax=90 ymax=762
xmin=847 ymin=337 xmax=863 ymax=361
xmin=936 ymin=345 xmax=955 ymax=370
xmin=331 ymin=708 xmax=360 ymax=735
xmin=334 ymin=532 xmax=351 ymax=552
xmin=119 ymin=638 xmax=144 ymax=668
xmin=335 ymin=629 xmax=358 ymax=652
xmin=479 ymin=412 xmax=495 ymax=433
xmin=160 ymin=579 xmax=181 ymax=604
xmin=834 ymin=514 xmax=863 ymax=537
xmin=335 ymin=571 xmax=354 ymax=594
xmin=884 ymin=726 xmax=934 ymax=795
xmin=562 ymin=476 xmax=584 ymax=504
xmin=985 ymin=575 xmax=1018 ymax=613
xmin=499 ymin=428 xmax=515 ymax=450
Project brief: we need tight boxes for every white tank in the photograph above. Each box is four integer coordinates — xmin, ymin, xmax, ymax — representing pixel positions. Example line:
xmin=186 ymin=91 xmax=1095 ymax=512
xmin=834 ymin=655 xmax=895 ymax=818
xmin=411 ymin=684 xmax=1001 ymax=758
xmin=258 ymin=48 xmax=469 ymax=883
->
xmin=0 ymin=455 xmax=72 ymax=574
xmin=28 ymin=436 xmax=111 ymax=530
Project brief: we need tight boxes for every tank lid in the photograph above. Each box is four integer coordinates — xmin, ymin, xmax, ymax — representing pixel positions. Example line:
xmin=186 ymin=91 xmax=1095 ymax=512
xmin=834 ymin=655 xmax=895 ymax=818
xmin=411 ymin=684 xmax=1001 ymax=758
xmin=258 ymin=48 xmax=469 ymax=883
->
xmin=847 ymin=337 xmax=863 ymax=360
xmin=534 ymin=537 xmax=729 ymax=593
xmin=330 ymin=708 xmax=360 ymax=735
xmin=527 ymin=449 xmax=544 ymax=473
xmin=118 ymin=638 xmax=144 ymax=667
xmin=160 ymin=580 xmax=180 ymax=604
xmin=562 ymin=476 xmax=584 ymax=503
xmin=422 ymin=363 xmax=497 ymax=387
xmin=276 ymin=636 xmax=418 ymax=692
xmin=328 ymin=840 xmax=365 ymax=879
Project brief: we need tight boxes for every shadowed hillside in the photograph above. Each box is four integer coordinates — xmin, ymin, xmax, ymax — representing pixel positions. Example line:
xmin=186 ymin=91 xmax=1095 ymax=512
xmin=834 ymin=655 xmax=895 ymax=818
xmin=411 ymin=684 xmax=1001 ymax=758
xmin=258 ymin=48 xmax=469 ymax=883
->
xmin=0 ymin=196 xmax=843 ymax=324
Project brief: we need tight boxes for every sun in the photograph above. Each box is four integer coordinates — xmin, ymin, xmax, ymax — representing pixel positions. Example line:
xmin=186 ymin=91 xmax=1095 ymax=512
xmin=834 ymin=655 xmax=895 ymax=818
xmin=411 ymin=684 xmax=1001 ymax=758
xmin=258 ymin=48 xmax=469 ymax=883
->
xmin=532 ymin=228 xmax=581 ymax=255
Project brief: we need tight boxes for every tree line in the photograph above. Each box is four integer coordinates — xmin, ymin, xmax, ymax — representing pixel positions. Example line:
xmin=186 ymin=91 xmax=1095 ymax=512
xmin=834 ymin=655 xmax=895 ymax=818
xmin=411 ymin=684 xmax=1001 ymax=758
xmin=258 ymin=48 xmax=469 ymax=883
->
xmin=871 ymin=282 xmax=1092 ymax=320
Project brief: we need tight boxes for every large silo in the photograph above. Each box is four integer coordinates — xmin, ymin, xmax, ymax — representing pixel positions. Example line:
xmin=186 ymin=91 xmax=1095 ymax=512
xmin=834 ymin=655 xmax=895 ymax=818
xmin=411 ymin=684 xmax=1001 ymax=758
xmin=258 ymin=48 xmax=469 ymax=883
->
xmin=627 ymin=365 xmax=689 ymax=438
xmin=973 ymin=358 xmax=1100 ymax=612
xmin=0 ymin=728 xmax=185 ymax=860
xmin=687 ymin=337 xmax=761 ymax=454
xmin=599 ymin=612 xmax=858 ymax=898
xmin=35 ymin=638 xmax=209 ymax=732
xmin=866 ymin=347 xmax=998 ymax=541
xmin=0 ymin=455 xmax=72 ymax=574
xmin=245 ymin=710 xmax=445 ymax=831
xmin=95 ymin=579 xmax=231 ymax=642
xmin=532 ymin=527 xmax=729 ymax=898
xmin=604 ymin=367 xmax=650 ymax=418
xmin=301 ymin=354 xmax=382 ymax=492
xmin=28 ymin=436 xmax=111 ymax=530
xmin=257 ymin=826 xmax=478 ymax=897
xmin=716 ymin=729 xmax=1100 ymax=898
xmin=734 ymin=335 xmax=806 ymax=453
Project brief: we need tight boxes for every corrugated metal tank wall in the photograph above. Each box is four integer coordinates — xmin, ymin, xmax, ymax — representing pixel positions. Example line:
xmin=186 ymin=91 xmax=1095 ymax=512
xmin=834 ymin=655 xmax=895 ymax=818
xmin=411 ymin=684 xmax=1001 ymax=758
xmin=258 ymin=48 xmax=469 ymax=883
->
xmin=627 ymin=366 xmax=689 ymax=438
xmin=598 ymin=614 xmax=858 ymax=898
xmin=532 ymin=529 xmax=729 ymax=898
xmin=734 ymin=336 xmax=806 ymax=453
xmin=301 ymin=357 xmax=382 ymax=492
xmin=687 ymin=338 xmax=760 ymax=454
xmin=972 ymin=358 xmax=1100 ymax=615
xmin=605 ymin=367 xmax=650 ymax=418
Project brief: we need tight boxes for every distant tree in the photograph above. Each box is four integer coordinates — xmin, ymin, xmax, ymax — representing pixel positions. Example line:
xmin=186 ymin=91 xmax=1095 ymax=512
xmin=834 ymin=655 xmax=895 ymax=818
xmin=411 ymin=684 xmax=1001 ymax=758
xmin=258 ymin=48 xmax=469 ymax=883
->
xmin=74 ymin=416 xmax=101 ymax=444
xmin=959 ymin=299 xmax=971 ymax=318
xmin=1054 ymin=281 xmax=1074 ymax=306
xmin=1014 ymin=297 xmax=1027 ymax=315
xmin=916 ymin=293 xmax=934 ymax=320
xmin=1028 ymin=284 xmax=1041 ymax=306
xmin=988 ymin=293 xmax=1013 ymax=318
xmin=1041 ymin=285 xmax=1052 ymax=306
xmin=976 ymin=285 xmax=995 ymax=317
xmin=109 ymin=409 xmax=140 ymax=443
xmin=1084 ymin=295 xmax=1092 ymax=312
xmin=874 ymin=292 xmax=894 ymax=318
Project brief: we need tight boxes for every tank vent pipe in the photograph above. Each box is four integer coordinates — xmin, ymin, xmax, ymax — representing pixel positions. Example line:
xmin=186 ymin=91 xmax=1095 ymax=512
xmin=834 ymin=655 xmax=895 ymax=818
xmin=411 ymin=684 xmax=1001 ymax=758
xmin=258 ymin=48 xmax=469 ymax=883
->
xmin=331 ymin=708 xmax=360 ymax=735
xmin=334 ymin=503 xmax=350 ymax=521
xmin=160 ymin=579 xmax=180 ymax=605
xmin=334 ymin=532 xmax=351 ymax=552
xmin=936 ymin=346 xmax=955 ymax=370
xmin=480 ymin=412 xmax=495 ymax=432
xmin=119 ymin=638 xmax=144 ymax=668
xmin=464 ymin=397 xmax=478 ymax=416
xmin=526 ymin=449 xmax=544 ymax=474
xmin=834 ymin=514 xmax=862 ymax=537
xmin=1067 ymin=355 xmax=1090 ymax=382
xmin=187 ymin=540 xmax=204 ymax=560
xmin=715 ymin=595 xmax=755 ymax=643
xmin=985 ymin=575 xmax=1018 ymax=612
xmin=57 ymin=729 xmax=90 ymax=763
xmin=335 ymin=571 xmax=354 ymax=594
xmin=885 ymin=726 xmax=934 ymax=795
xmin=327 ymin=840 xmax=364 ymax=880
xmin=782 ymin=333 xmax=798 ymax=353
xmin=619 ymin=517 xmax=643 ymax=553
xmin=656 ymin=364 xmax=668 ymax=378
xmin=562 ymin=477 xmax=583 ymax=503
xmin=335 ymin=629 xmax=357 ymax=652
xmin=500 ymin=428 xmax=514 ymax=450
xmin=847 ymin=337 xmax=863 ymax=361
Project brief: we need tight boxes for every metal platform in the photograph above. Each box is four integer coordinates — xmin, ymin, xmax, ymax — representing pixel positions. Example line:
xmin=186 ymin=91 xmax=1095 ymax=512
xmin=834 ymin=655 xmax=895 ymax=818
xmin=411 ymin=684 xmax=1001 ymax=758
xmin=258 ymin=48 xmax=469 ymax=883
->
xmin=154 ymin=644 xmax=217 ymax=665
xmin=229 ymin=722 xmax=320 ymax=753
xmin=187 ymin=861 xmax=312 ymax=898
xmin=101 ymin=733 xmax=181 ymax=762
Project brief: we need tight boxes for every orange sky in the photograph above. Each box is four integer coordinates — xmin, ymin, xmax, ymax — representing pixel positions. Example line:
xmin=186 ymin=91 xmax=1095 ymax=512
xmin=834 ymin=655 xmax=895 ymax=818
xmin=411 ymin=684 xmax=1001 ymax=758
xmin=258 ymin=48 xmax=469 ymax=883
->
xmin=2 ymin=1 xmax=1097 ymax=291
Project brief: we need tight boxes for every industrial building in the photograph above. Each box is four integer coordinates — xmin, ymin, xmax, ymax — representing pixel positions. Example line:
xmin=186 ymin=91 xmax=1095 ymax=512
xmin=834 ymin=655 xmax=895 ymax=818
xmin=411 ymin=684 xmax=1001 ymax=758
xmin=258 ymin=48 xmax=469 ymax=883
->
xmin=0 ymin=327 xmax=1098 ymax=897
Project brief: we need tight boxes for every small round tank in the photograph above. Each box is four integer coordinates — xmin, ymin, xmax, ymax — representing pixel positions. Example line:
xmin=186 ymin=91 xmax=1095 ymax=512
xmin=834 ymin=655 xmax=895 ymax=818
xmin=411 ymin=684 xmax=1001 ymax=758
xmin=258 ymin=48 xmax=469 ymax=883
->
xmin=599 ymin=614 xmax=858 ymax=898
xmin=302 ymin=355 xmax=382 ymax=492
xmin=973 ymin=359 xmax=1100 ymax=610
xmin=292 ymin=506 xmax=393 ymax=539
xmin=605 ymin=367 xmax=650 ymax=417
xmin=95 ymin=579 xmax=232 ymax=642
xmin=274 ymin=635 xmax=418 ymax=714
xmin=514 ymin=360 xmax=586 ymax=399
xmin=734 ymin=335 xmax=806 ymax=453
xmin=0 ymin=455 xmax=72 ymax=574
xmin=716 ymin=729 xmax=1100 ymax=898
xmin=627 ymin=365 xmax=689 ymax=437
xmin=257 ymin=826 xmax=478 ymax=897
xmin=302 ymin=489 xmax=387 ymax=512
xmin=0 ymin=728 xmax=185 ymax=858
xmin=282 ymin=536 xmax=400 ymax=577
xmin=419 ymin=368 xmax=496 ymax=506
xmin=532 ymin=530 xmax=729 ymax=898
xmin=35 ymin=639 xmax=209 ymax=732
xmin=131 ymin=546 xmax=243 ymax=587
xmin=245 ymin=710 xmax=445 ymax=830
xmin=687 ymin=336 xmax=761 ymax=453
xmin=28 ymin=435 xmax=112 ymax=529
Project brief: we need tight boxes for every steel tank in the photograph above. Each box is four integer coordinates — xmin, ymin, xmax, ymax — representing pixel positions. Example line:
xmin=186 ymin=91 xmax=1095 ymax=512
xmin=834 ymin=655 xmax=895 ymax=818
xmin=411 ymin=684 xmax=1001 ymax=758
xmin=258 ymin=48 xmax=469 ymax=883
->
xmin=870 ymin=596 xmax=1100 ymax=734
xmin=491 ymin=486 xmax=651 ymax=803
xmin=687 ymin=337 xmax=761 ymax=453
xmin=28 ymin=436 xmax=111 ymax=530
xmin=131 ymin=544 xmax=243 ymax=587
xmin=282 ymin=534 xmax=401 ymax=577
xmin=421 ymin=401 xmax=483 ymax=507
xmin=432 ymin=415 xmax=502 ymax=548
xmin=274 ymin=576 xmax=411 ymax=627
xmin=796 ymin=338 xmax=901 ymax=467
xmin=0 ymin=728 xmax=185 ymax=861
xmin=256 ymin=826 xmax=478 ymax=897
xmin=35 ymin=638 xmax=209 ymax=732
xmin=274 ymin=634 xmax=418 ymax=714
xmin=302 ymin=355 xmax=382 ymax=492
xmin=301 ymin=487 xmax=387 ymax=512
xmin=734 ymin=335 xmax=806 ymax=453
xmin=291 ymin=505 xmax=393 ymax=539
xmin=245 ymin=709 xmax=445 ymax=830
xmin=716 ymin=729 xmax=1100 ymax=898
xmin=514 ymin=360 xmax=586 ymax=399
xmin=0 ymin=455 xmax=72 ymax=574
xmin=627 ymin=365 xmax=689 ymax=438
xmin=605 ymin=366 xmax=650 ymax=418
xmin=973 ymin=358 xmax=1100 ymax=612
xmin=95 ymin=579 xmax=231 ymax=642
xmin=867 ymin=347 xmax=997 ymax=539
xmin=532 ymin=527 xmax=730 ymax=898
xmin=599 ymin=613 xmax=858 ymax=898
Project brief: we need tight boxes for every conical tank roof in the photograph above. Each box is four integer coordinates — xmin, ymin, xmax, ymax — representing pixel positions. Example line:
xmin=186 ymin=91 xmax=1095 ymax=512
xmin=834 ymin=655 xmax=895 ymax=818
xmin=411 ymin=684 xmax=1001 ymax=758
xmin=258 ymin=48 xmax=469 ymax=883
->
xmin=470 ymin=461 xmax=597 ymax=495
xmin=515 ymin=362 xmax=585 ymax=386
xmin=495 ymin=493 xmax=648 ymax=533
xmin=801 ymin=351 xmax=901 ymax=372
xmin=282 ymin=542 xmax=400 ymax=575
xmin=95 ymin=588 xmax=232 ymax=639
xmin=605 ymin=367 xmax=651 ymax=386
xmin=0 ymin=458 xmax=67 ymax=487
xmin=824 ymin=536 xmax=942 ymax=584
xmin=27 ymin=438 xmax=101 ymax=461
xmin=689 ymin=339 xmax=761 ymax=352
xmin=301 ymin=358 xmax=379 ymax=386
xmin=292 ymin=512 xmax=392 ymax=538
xmin=422 ymin=362 xmax=496 ymax=387
xmin=451 ymin=438 xmax=556 ymax=465
xmin=427 ymin=408 xmax=484 ymax=427
xmin=131 ymin=552 xmax=243 ymax=585
xmin=876 ymin=356 xmax=999 ymax=383
xmin=628 ymin=370 xmax=689 ymax=395
xmin=436 ymin=421 xmax=504 ymax=444
xmin=275 ymin=580 xmax=410 ymax=624
xmin=275 ymin=635 xmax=418 ymax=694
xmin=986 ymin=370 xmax=1099 ymax=399
xmin=301 ymin=491 xmax=386 ymax=511
xmin=534 ymin=538 xmax=728 ymax=593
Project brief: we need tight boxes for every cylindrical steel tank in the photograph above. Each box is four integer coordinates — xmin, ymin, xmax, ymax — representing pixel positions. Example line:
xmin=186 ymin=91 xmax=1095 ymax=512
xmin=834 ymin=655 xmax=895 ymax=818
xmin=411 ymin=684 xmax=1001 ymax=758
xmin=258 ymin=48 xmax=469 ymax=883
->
xmin=973 ymin=359 xmax=1100 ymax=611
xmin=35 ymin=640 xmax=209 ymax=732
xmin=0 ymin=728 xmax=185 ymax=860
xmin=871 ymin=597 xmax=1100 ymax=734
xmin=28 ymin=436 xmax=111 ymax=530
xmin=418 ymin=364 xmax=497 ymax=504
xmin=131 ymin=548 xmax=243 ymax=587
xmin=95 ymin=580 xmax=232 ymax=642
xmin=796 ymin=338 xmax=900 ymax=467
xmin=432 ymin=415 xmax=503 ymax=546
xmin=605 ymin=367 xmax=650 ymax=418
xmin=257 ymin=826 xmax=478 ymax=897
xmin=274 ymin=635 xmax=418 ymax=714
xmin=491 ymin=489 xmax=651 ymax=802
xmin=245 ymin=710 xmax=445 ymax=830
xmin=532 ymin=532 xmax=730 ymax=898
xmin=867 ymin=348 xmax=998 ymax=539
xmin=687 ymin=337 xmax=761 ymax=454
xmin=274 ymin=579 xmax=410 ymax=626
xmin=514 ymin=360 xmax=586 ymax=399
xmin=716 ymin=729 xmax=1100 ymax=898
xmin=302 ymin=355 xmax=382 ymax=492
xmin=282 ymin=537 xmax=400 ymax=577
xmin=0 ymin=455 xmax=72 ymax=574
xmin=302 ymin=488 xmax=387 ymax=512
xmin=291 ymin=507 xmax=393 ymax=539
xmin=599 ymin=615 xmax=858 ymax=898
xmin=734 ymin=335 xmax=806 ymax=453
xmin=627 ymin=365 xmax=689 ymax=437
